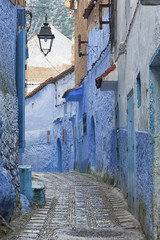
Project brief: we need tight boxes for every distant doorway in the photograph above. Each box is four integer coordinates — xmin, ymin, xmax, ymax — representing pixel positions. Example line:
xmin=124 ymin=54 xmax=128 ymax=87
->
xmin=90 ymin=116 xmax=96 ymax=168
xmin=57 ymin=138 xmax=62 ymax=172
xmin=127 ymin=89 xmax=135 ymax=209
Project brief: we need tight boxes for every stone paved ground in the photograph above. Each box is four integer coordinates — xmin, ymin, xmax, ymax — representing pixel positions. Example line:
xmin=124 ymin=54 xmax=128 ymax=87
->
xmin=8 ymin=172 xmax=146 ymax=240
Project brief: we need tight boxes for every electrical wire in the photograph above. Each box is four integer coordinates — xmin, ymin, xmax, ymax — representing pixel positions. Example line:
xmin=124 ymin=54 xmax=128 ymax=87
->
xmin=115 ymin=0 xmax=140 ymax=63
xmin=26 ymin=36 xmax=74 ymax=89
xmin=33 ymin=37 xmax=62 ymax=75
xmin=79 ymin=40 xmax=111 ymax=85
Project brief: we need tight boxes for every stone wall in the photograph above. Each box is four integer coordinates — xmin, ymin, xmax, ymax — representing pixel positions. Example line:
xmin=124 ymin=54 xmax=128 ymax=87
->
xmin=0 ymin=0 xmax=19 ymax=220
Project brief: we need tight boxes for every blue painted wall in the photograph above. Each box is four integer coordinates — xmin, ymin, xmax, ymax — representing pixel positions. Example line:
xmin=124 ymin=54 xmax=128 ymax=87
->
xmin=117 ymin=128 xmax=152 ymax=236
xmin=118 ymin=128 xmax=128 ymax=196
xmin=135 ymin=131 xmax=153 ymax=235
xmin=21 ymin=78 xmax=78 ymax=173
xmin=76 ymin=10 xmax=116 ymax=176
xmin=0 ymin=0 xmax=20 ymax=220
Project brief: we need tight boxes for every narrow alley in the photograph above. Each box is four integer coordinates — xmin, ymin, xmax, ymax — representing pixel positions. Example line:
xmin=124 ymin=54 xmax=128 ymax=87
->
xmin=2 ymin=0 xmax=160 ymax=239
xmin=7 ymin=173 xmax=145 ymax=240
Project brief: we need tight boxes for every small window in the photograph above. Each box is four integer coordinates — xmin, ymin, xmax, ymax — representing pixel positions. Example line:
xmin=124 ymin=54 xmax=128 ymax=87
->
xmin=47 ymin=130 xmax=50 ymax=143
xmin=137 ymin=73 xmax=141 ymax=108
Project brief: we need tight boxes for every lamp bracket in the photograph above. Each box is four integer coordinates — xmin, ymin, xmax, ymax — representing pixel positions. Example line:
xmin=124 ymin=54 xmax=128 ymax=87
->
xmin=26 ymin=10 xmax=32 ymax=32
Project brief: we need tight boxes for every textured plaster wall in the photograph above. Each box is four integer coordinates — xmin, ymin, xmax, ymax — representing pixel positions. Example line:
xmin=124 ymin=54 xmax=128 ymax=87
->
xmin=114 ymin=2 xmax=160 ymax=238
xmin=21 ymin=84 xmax=55 ymax=171
xmin=53 ymin=114 xmax=77 ymax=172
xmin=54 ymin=71 xmax=75 ymax=119
xmin=149 ymin=66 xmax=160 ymax=239
xmin=77 ymin=10 xmax=116 ymax=177
xmin=0 ymin=0 xmax=19 ymax=219
xmin=25 ymin=84 xmax=55 ymax=131
xmin=135 ymin=131 xmax=153 ymax=237
xmin=21 ymin=72 xmax=77 ymax=172
xmin=118 ymin=128 xmax=128 ymax=196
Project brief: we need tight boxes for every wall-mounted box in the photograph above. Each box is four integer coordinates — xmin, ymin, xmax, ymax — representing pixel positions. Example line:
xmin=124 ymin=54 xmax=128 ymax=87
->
xmin=140 ymin=0 xmax=160 ymax=5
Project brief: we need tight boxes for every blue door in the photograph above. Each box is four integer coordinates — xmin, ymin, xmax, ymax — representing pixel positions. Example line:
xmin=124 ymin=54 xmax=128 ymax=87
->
xmin=127 ymin=90 xmax=135 ymax=209
xmin=16 ymin=29 xmax=26 ymax=152
xmin=57 ymin=139 xmax=62 ymax=172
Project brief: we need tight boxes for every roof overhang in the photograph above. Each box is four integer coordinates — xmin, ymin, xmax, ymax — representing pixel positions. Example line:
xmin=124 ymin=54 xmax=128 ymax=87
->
xmin=63 ymin=86 xmax=83 ymax=102
xmin=96 ymin=64 xmax=118 ymax=91
xmin=140 ymin=0 xmax=160 ymax=5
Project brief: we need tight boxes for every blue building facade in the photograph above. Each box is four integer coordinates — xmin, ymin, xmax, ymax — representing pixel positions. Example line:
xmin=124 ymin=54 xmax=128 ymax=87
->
xmin=64 ymin=10 xmax=116 ymax=178
xmin=21 ymin=68 xmax=77 ymax=173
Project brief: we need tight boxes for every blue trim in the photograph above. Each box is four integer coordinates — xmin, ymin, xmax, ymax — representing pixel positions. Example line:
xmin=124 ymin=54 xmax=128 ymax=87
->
xmin=25 ymin=47 xmax=29 ymax=60
xmin=150 ymin=44 xmax=160 ymax=67
xmin=16 ymin=30 xmax=26 ymax=152
xmin=65 ymin=86 xmax=83 ymax=102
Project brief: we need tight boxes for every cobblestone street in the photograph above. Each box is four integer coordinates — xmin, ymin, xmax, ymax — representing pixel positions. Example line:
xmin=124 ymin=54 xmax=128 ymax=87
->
xmin=6 ymin=172 xmax=146 ymax=240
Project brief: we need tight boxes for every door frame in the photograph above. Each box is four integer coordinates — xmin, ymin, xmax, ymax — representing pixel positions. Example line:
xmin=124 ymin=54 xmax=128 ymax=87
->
xmin=127 ymin=89 xmax=135 ymax=209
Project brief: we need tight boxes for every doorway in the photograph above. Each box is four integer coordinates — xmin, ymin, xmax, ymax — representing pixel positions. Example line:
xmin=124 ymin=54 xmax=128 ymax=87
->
xmin=127 ymin=89 xmax=135 ymax=209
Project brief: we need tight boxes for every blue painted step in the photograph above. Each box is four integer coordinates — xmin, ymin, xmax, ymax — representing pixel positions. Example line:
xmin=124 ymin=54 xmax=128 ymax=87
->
xmin=31 ymin=181 xmax=45 ymax=205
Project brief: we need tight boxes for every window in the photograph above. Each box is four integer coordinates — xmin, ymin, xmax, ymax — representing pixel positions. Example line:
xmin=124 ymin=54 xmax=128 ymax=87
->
xmin=83 ymin=113 xmax=87 ymax=135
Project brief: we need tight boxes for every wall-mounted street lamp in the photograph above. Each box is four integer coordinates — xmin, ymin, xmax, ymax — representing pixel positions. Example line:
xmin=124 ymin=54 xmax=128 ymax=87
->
xmin=37 ymin=15 xmax=55 ymax=56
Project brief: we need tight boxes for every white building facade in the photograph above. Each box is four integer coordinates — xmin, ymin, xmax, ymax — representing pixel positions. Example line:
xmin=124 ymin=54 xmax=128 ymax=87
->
xmin=110 ymin=1 xmax=160 ymax=238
